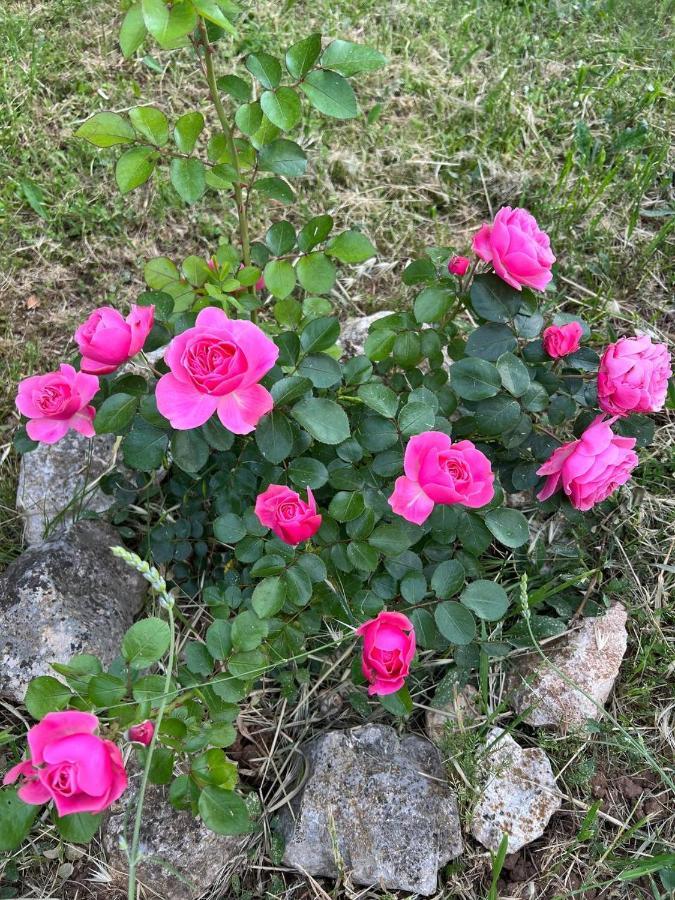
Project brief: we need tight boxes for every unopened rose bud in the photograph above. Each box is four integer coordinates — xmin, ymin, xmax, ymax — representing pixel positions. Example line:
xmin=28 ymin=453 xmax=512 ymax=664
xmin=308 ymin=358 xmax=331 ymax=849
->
xmin=207 ymin=257 xmax=217 ymax=272
xmin=128 ymin=720 xmax=155 ymax=746
xmin=448 ymin=255 xmax=470 ymax=276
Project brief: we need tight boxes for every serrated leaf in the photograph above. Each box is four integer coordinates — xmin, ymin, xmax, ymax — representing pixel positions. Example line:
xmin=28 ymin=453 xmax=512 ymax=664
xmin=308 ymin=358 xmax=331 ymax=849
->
xmin=301 ymin=70 xmax=358 ymax=119
xmin=285 ymin=33 xmax=321 ymax=79
xmin=261 ymin=88 xmax=302 ymax=131
xmin=321 ymin=39 xmax=387 ymax=76
xmin=174 ymin=111 xmax=204 ymax=153
xmin=258 ymin=139 xmax=307 ymax=177
xmin=76 ymin=112 xmax=135 ymax=147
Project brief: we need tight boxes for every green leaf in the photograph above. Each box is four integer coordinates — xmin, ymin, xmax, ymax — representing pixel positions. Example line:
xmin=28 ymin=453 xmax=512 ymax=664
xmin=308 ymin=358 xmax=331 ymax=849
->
xmin=288 ymin=456 xmax=329 ymax=489
xmin=246 ymin=52 xmax=282 ymax=89
xmin=496 ymin=352 xmax=530 ymax=397
xmin=141 ymin=0 xmax=169 ymax=39
xmin=129 ymin=106 xmax=169 ymax=146
xmin=379 ymin=685 xmax=412 ymax=717
xmin=450 ymin=357 xmax=501 ymax=401
xmin=217 ymin=74 xmax=251 ymax=102
xmin=94 ymin=393 xmax=138 ymax=434
xmin=24 ymin=676 xmax=71 ymax=719
xmin=170 ymin=158 xmax=206 ymax=203
xmin=116 ymin=146 xmax=157 ymax=194
xmin=301 ymin=69 xmax=358 ymax=119
xmin=321 ymin=39 xmax=387 ymax=76
xmin=206 ymin=620 xmax=232 ymax=660
xmin=122 ymin=617 xmax=171 ymax=668
xmin=414 ymin=287 xmax=453 ymax=323
xmin=291 ymin=398 xmax=350 ymax=444
xmin=357 ymin=383 xmax=399 ymax=418
xmin=122 ymin=418 xmax=169 ymax=470
xmin=253 ymin=176 xmax=295 ymax=204
xmin=171 ymin=428 xmax=209 ymax=473
xmin=484 ymin=508 xmax=530 ymax=548
xmin=119 ymin=3 xmax=147 ymax=57
xmin=367 ymin=524 xmax=413 ymax=556
xmin=466 ymin=323 xmax=517 ymax=361
xmin=198 ymin=786 xmax=250 ymax=835
xmin=431 ymin=559 xmax=465 ymax=598
xmin=263 ymin=259 xmax=296 ymax=299
xmin=19 ymin=179 xmax=48 ymax=219
xmin=270 ymin=375 xmax=312 ymax=406
xmin=52 ymin=811 xmax=102 ymax=843
xmin=300 ymin=315 xmax=340 ymax=352
xmin=460 ymin=581 xmax=509 ymax=621
xmin=76 ymin=111 xmax=135 ymax=147
xmin=252 ymin=577 xmax=287 ymax=618
xmin=393 ymin=332 xmax=423 ymax=368
xmin=265 ymin=220 xmax=296 ymax=256
xmin=435 ymin=601 xmax=476 ymax=645
xmin=192 ymin=0 xmax=236 ymax=33
xmin=329 ymin=491 xmax=365 ymax=522
xmin=258 ymin=139 xmax=307 ymax=177
xmin=298 ymin=354 xmax=341 ymax=388
xmin=255 ymin=410 xmax=294 ymax=463
xmin=326 ymin=230 xmax=376 ymax=263
xmin=285 ymin=33 xmax=322 ymax=79
xmin=88 ymin=673 xmax=127 ymax=707
xmin=398 ymin=400 xmax=436 ymax=436
xmin=235 ymin=101 xmax=263 ymax=136
xmin=261 ymin=87 xmax=302 ymax=131
xmin=174 ymin=111 xmax=205 ymax=153
xmin=231 ymin=610 xmax=267 ymax=652
xmin=298 ymin=215 xmax=334 ymax=253
xmin=154 ymin=0 xmax=198 ymax=48
xmin=213 ymin=513 xmax=246 ymax=544
xmin=409 ymin=608 xmax=441 ymax=649
xmin=185 ymin=641 xmax=214 ymax=676
xmin=296 ymin=253 xmax=336 ymax=294
xmin=0 ymin=788 xmax=39 ymax=851
xmin=475 ymin=395 xmax=521 ymax=435
xmin=364 ymin=329 xmax=395 ymax=362
xmin=470 ymin=274 xmax=522 ymax=322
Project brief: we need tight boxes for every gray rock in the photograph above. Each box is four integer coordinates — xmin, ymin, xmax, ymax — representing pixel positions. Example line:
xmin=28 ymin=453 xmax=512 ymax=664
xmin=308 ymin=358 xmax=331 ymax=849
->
xmin=470 ymin=728 xmax=561 ymax=853
xmin=0 ymin=521 xmax=146 ymax=702
xmin=102 ymin=773 xmax=247 ymax=900
xmin=425 ymin=684 xmax=480 ymax=745
xmin=340 ymin=311 xmax=394 ymax=358
xmin=509 ymin=603 xmax=628 ymax=730
xmin=17 ymin=432 xmax=119 ymax=545
xmin=281 ymin=724 xmax=462 ymax=896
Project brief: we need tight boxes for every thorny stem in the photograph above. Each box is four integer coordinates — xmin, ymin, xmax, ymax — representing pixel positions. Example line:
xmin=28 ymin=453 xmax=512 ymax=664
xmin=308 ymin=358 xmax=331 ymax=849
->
xmin=197 ymin=19 xmax=251 ymax=269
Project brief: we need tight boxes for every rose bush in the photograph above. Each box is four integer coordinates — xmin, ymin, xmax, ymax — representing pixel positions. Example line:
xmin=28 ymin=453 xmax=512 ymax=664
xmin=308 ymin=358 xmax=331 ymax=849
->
xmin=3 ymin=0 xmax=672 ymax=887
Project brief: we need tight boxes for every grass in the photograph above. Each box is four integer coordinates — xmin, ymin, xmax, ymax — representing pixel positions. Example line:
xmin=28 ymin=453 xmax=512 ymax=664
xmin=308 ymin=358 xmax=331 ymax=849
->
xmin=0 ymin=0 xmax=674 ymax=897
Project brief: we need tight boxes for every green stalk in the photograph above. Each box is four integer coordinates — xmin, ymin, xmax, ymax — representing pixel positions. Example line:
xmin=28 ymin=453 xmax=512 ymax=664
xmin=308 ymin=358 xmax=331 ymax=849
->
xmin=198 ymin=19 xmax=250 ymax=268
xmin=127 ymin=603 xmax=175 ymax=900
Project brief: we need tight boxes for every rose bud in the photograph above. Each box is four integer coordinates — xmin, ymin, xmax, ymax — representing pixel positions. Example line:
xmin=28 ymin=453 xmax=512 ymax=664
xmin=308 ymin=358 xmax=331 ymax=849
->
xmin=448 ymin=255 xmax=470 ymax=276
xmin=128 ymin=720 xmax=155 ymax=746
xmin=255 ymin=484 xmax=322 ymax=545
xmin=542 ymin=322 xmax=583 ymax=359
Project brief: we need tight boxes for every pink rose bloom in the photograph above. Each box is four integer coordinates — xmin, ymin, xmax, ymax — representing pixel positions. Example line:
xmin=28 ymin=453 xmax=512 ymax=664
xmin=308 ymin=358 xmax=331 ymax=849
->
xmin=75 ymin=305 xmax=154 ymax=375
xmin=389 ymin=431 xmax=495 ymax=525
xmin=255 ymin=484 xmax=322 ymax=544
xmin=472 ymin=206 xmax=555 ymax=292
xmin=543 ymin=322 xmax=583 ymax=359
xmin=448 ymin=255 xmax=470 ymax=276
xmin=356 ymin=611 xmax=416 ymax=696
xmin=3 ymin=711 xmax=127 ymax=816
xmin=15 ymin=363 xmax=99 ymax=444
xmin=128 ymin=720 xmax=155 ymax=746
xmin=597 ymin=335 xmax=672 ymax=418
xmin=537 ymin=415 xmax=638 ymax=511
xmin=156 ymin=307 xmax=279 ymax=433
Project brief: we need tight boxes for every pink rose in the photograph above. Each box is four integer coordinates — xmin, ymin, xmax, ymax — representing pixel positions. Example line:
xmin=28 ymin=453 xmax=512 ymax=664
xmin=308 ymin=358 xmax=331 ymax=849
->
xmin=75 ymin=305 xmax=154 ymax=375
xmin=156 ymin=307 xmax=279 ymax=433
xmin=598 ymin=335 xmax=672 ymax=418
xmin=128 ymin=720 xmax=155 ymax=746
xmin=389 ymin=431 xmax=495 ymax=525
xmin=3 ymin=711 xmax=127 ymax=816
xmin=356 ymin=611 xmax=416 ymax=696
xmin=15 ymin=363 xmax=99 ymax=444
xmin=537 ymin=415 xmax=638 ymax=511
xmin=542 ymin=322 xmax=583 ymax=359
xmin=448 ymin=255 xmax=470 ymax=276
xmin=255 ymin=484 xmax=322 ymax=544
xmin=472 ymin=206 xmax=555 ymax=292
